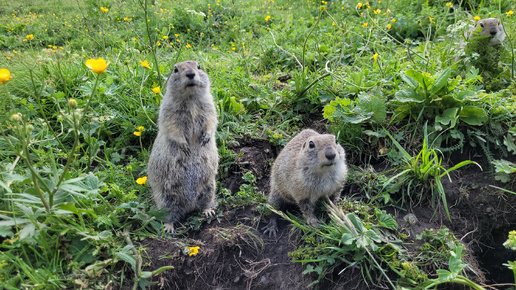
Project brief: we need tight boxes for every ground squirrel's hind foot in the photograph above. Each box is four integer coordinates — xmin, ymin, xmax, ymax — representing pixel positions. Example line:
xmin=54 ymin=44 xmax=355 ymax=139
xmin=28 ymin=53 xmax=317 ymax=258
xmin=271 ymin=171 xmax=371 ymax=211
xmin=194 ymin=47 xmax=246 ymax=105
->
xmin=202 ymin=208 xmax=216 ymax=218
xmin=262 ymin=217 xmax=279 ymax=239
xmin=164 ymin=222 xmax=175 ymax=234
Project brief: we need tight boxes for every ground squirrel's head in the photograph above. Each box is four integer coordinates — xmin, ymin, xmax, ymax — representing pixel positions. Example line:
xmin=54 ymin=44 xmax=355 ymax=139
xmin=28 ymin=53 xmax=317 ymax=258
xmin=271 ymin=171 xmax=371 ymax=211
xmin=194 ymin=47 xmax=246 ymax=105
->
xmin=470 ymin=18 xmax=505 ymax=46
xmin=300 ymin=134 xmax=344 ymax=171
xmin=167 ymin=61 xmax=210 ymax=99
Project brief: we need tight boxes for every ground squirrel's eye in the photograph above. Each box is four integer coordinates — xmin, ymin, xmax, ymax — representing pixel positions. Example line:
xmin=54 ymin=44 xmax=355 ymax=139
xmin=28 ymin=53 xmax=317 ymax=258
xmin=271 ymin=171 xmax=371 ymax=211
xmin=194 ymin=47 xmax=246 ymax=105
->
xmin=173 ymin=66 xmax=178 ymax=73
xmin=197 ymin=64 xmax=201 ymax=70
xmin=480 ymin=23 xmax=484 ymax=28
xmin=309 ymin=141 xmax=315 ymax=149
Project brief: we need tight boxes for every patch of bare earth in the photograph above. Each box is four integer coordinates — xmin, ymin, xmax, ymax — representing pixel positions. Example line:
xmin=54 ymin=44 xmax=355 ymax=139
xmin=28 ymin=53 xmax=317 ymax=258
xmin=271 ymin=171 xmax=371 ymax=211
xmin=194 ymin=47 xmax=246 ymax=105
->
xmin=139 ymin=139 xmax=516 ymax=289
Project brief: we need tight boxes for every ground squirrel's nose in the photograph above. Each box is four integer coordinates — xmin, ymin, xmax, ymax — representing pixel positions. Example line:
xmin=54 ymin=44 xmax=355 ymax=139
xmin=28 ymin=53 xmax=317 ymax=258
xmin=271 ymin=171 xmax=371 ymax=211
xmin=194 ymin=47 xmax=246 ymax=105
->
xmin=325 ymin=151 xmax=336 ymax=161
xmin=490 ymin=29 xmax=497 ymax=36
xmin=186 ymin=71 xmax=196 ymax=79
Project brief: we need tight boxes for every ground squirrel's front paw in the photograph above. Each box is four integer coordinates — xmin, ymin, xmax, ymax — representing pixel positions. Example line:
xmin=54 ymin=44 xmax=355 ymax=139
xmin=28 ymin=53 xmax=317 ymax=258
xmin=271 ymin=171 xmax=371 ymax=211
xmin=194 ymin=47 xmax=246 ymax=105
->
xmin=179 ymin=141 xmax=191 ymax=155
xmin=262 ymin=218 xmax=279 ymax=239
xmin=306 ymin=216 xmax=322 ymax=227
xmin=200 ymin=132 xmax=210 ymax=146
xmin=164 ymin=222 xmax=175 ymax=234
xmin=202 ymin=208 xmax=215 ymax=218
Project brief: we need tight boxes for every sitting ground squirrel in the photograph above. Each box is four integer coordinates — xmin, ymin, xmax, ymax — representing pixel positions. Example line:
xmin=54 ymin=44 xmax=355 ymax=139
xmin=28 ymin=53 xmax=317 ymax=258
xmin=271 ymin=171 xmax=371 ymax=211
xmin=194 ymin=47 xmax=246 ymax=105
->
xmin=263 ymin=129 xmax=349 ymax=238
xmin=147 ymin=61 xmax=218 ymax=233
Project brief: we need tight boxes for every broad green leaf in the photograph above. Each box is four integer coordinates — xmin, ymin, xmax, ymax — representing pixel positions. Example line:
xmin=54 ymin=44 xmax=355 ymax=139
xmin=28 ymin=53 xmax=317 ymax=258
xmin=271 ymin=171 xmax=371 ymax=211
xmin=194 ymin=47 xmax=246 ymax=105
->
xmin=458 ymin=106 xmax=487 ymax=125
xmin=19 ymin=223 xmax=36 ymax=241
xmin=435 ymin=107 xmax=458 ymax=128
xmin=323 ymin=104 xmax=336 ymax=118
xmin=0 ymin=225 xmax=14 ymax=238
xmin=454 ymin=90 xmax=479 ymax=102
xmin=405 ymin=69 xmax=432 ymax=91
xmin=504 ymin=134 xmax=516 ymax=154
xmin=116 ymin=252 xmax=136 ymax=269
xmin=393 ymin=88 xmax=424 ymax=103
xmin=401 ymin=70 xmax=420 ymax=88
xmin=430 ymin=68 xmax=451 ymax=95
xmin=375 ymin=210 xmax=398 ymax=230
xmin=357 ymin=93 xmax=386 ymax=122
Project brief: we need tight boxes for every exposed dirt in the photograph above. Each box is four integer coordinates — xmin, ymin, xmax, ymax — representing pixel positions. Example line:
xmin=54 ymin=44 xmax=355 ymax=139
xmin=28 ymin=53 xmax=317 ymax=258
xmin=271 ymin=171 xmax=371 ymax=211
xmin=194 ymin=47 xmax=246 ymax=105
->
xmin=139 ymin=137 xmax=516 ymax=289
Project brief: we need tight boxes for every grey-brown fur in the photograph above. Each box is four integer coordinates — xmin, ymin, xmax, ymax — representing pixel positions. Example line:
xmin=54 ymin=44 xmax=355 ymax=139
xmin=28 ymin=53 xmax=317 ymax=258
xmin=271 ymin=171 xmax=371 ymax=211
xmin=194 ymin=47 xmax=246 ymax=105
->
xmin=147 ymin=61 xmax=218 ymax=233
xmin=466 ymin=18 xmax=505 ymax=46
xmin=263 ymin=129 xmax=348 ymax=238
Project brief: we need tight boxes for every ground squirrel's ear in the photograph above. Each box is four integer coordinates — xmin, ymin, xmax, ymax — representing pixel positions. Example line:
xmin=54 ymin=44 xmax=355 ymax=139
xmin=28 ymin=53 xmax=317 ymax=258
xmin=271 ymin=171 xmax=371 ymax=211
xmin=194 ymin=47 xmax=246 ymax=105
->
xmin=173 ymin=66 xmax=179 ymax=73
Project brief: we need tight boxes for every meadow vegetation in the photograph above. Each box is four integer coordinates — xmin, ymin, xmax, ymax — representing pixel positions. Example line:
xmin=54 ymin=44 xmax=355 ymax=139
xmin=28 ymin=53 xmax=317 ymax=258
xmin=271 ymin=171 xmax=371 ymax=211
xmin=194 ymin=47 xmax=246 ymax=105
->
xmin=0 ymin=0 xmax=515 ymax=288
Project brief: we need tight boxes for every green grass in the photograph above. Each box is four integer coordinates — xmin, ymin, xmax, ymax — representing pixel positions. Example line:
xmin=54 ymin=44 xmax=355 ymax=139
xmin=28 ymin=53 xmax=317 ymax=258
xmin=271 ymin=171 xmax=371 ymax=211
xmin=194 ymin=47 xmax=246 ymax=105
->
xmin=0 ymin=0 xmax=515 ymax=288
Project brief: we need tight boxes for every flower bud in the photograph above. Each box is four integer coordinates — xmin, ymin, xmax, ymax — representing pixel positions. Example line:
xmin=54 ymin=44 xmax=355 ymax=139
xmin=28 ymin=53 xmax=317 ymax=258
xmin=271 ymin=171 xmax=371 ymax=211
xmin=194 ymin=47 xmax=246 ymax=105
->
xmin=11 ymin=113 xmax=22 ymax=122
xmin=68 ymin=98 xmax=78 ymax=109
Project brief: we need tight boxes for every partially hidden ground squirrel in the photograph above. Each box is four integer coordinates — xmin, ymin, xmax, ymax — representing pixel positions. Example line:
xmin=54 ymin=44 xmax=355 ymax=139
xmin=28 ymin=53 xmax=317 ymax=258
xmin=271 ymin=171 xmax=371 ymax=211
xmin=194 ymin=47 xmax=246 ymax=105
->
xmin=466 ymin=17 xmax=505 ymax=46
xmin=263 ymin=129 xmax=348 ymax=238
xmin=147 ymin=61 xmax=218 ymax=233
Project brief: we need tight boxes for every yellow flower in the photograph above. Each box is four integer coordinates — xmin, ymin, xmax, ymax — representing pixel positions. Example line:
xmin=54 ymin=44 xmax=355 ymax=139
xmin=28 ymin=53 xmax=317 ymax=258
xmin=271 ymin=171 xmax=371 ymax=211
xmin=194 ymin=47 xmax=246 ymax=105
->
xmin=507 ymin=10 xmax=514 ymax=16
xmin=134 ymin=131 xmax=141 ymax=136
xmin=86 ymin=58 xmax=110 ymax=74
xmin=373 ymin=9 xmax=381 ymax=14
xmin=136 ymin=176 xmax=147 ymax=185
xmin=186 ymin=43 xmax=192 ymax=49
xmin=265 ymin=15 xmax=271 ymax=21
xmin=187 ymin=246 xmax=200 ymax=256
xmin=101 ymin=7 xmax=109 ymax=13
xmin=0 ymin=69 xmax=13 ymax=84
xmin=141 ymin=61 xmax=152 ymax=69
xmin=391 ymin=18 xmax=396 ymax=22
xmin=362 ymin=22 xmax=368 ymax=27
xmin=357 ymin=3 xmax=363 ymax=9
xmin=387 ymin=24 xmax=392 ymax=29
xmin=473 ymin=16 xmax=481 ymax=21
xmin=152 ymin=87 xmax=160 ymax=94
xmin=429 ymin=17 xmax=435 ymax=23
xmin=137 ymin=126 xmax=144 ymax=132
xmin=372 ymin=53 xmax=378 ymax=61
xmin=445 ymin=2 xmax=453 ymax=7
xmin=26 ymin=34 xmax=34 ymax=40
xmin=163 ymin=35 xmax=169 ymax=39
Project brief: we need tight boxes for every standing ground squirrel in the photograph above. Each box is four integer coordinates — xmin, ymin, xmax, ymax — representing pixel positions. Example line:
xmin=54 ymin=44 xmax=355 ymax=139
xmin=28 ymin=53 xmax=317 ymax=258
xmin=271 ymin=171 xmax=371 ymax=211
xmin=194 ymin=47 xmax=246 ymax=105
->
xmin=147 ymin=61 xmax=218 ymax=233
xmin=263 ymin=129 xmax=348 ymax=238
xmin=466 ymin=18 xmax=505 ymax=46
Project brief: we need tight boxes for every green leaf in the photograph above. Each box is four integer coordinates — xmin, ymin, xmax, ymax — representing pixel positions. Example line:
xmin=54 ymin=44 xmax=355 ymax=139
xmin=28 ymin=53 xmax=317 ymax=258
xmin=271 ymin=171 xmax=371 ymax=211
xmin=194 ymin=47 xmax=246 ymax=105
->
xmin=430 ymin=68 xmax=451 ymax=95
xmin=435 ymin=107 xmax=458 ymax=127
xmin=323 ymin=104 xmax=336 ymax=119
xmin=152 ymin=265 xmax=174 ymax=276
xmin=394 ymin=88 xmax=424 ymax=103
xmin=19 ymin=223 xmax=36 ymax=241
xmin=356 ymin=93 xmax=386 ymax=122
xmin=459 ymin=106 xmax=487 ymax=125
xmin=116 ymin=252 xmax=136 ymax=269
xmin=401 ymin=70 xmax=420 ymax=88
xmin=504 ymin=134 xmax=516 ymax=154
xmin=375 ymin=210 xmax=398 ymax=230
xmin=0 ymin=225 xmax=14 ymax=238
